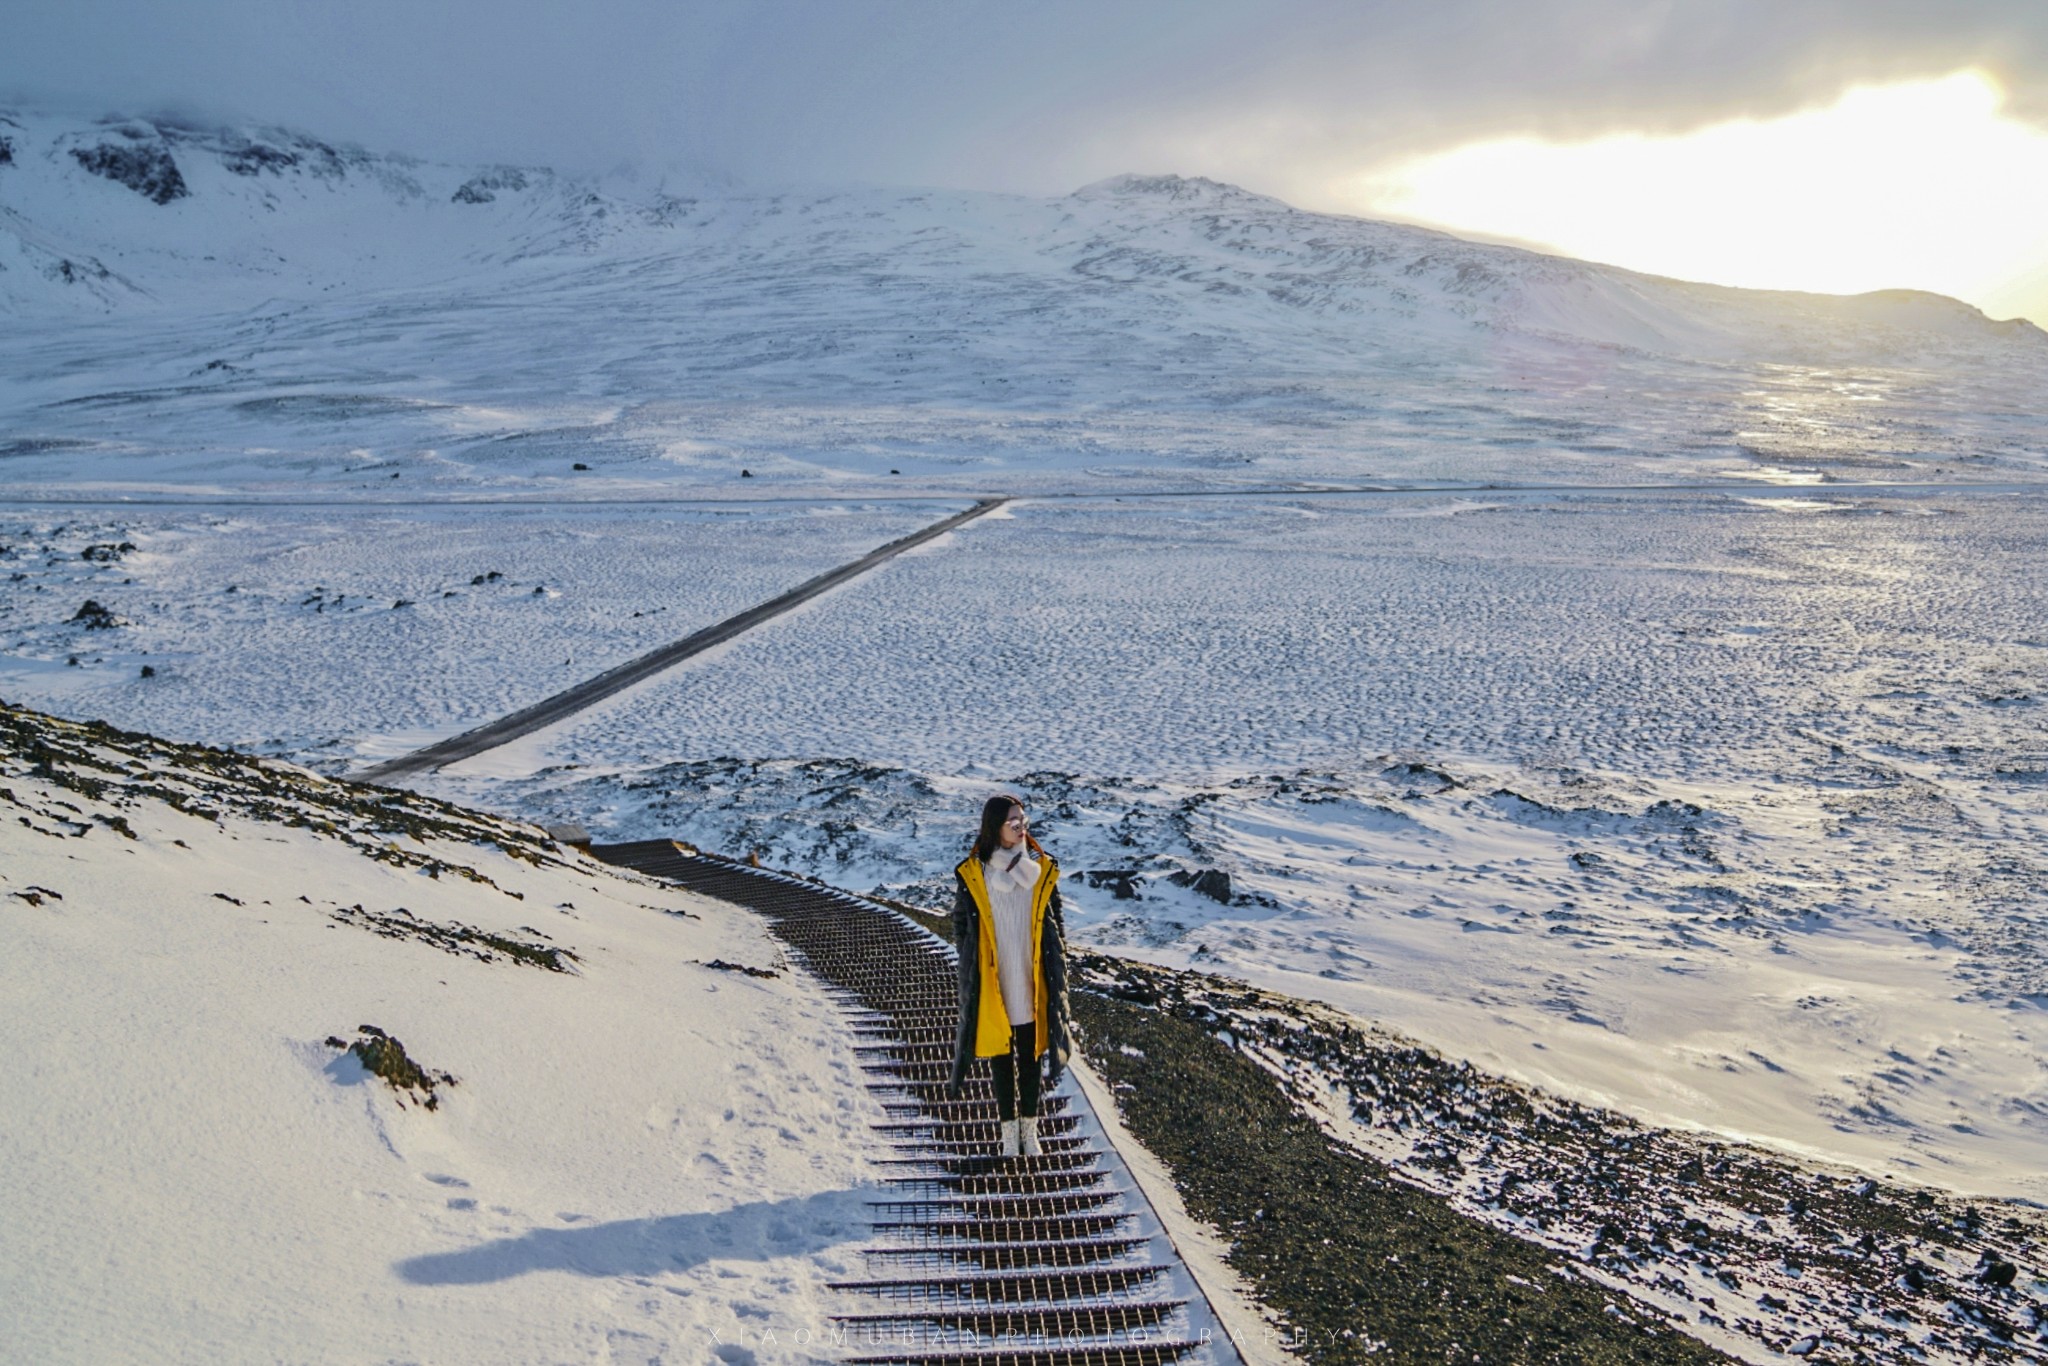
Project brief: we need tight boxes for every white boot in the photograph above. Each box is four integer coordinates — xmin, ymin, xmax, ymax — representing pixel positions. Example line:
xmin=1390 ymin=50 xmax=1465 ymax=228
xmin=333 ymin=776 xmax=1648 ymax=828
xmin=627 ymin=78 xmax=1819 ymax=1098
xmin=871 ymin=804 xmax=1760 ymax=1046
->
xmin=1019 ymin=1115 xmax=1042 ymax=1157
xmin=998 ymin=1119 xmax=1020 ymax=1158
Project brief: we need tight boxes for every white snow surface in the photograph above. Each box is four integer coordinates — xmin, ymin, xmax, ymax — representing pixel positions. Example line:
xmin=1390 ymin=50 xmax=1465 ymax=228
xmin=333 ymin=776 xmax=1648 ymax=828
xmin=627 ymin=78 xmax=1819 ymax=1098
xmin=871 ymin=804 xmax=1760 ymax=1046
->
xmin=0 ymin=501 xmax=948 ymax=764
xmin=0 ymin=716 xmax=879 ymax=1363
xmin=11 ymin=486 xmax=2039 ymax=1200
xmin=5 ymin=105 xmax=2047 ymax=1232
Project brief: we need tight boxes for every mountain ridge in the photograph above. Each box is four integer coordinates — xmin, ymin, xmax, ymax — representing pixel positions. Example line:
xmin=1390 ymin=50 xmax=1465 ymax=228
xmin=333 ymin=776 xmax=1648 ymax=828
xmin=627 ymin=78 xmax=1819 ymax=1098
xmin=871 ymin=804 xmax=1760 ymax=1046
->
xmin=4 ymin=105 xmax=2045 ymax=497
xmin=4 ymin=107 xmax=2039 ymax=358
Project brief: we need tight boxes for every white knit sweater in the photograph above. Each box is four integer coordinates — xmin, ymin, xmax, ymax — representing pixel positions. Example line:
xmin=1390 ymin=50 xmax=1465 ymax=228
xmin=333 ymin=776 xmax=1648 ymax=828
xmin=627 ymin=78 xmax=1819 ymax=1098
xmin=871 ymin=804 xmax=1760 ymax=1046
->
xmin=983 ymin=845 xmax=1039 ymax=1026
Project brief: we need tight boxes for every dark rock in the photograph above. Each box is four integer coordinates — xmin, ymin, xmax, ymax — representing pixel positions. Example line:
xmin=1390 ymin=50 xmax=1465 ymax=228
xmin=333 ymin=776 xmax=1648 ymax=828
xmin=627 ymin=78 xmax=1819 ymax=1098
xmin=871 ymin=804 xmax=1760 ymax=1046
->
xmin=703 ymin=957 xmax=780 ymax=979
xmin=70 ymin=599 xmax=119 ymax=629
xmin=48 ymin=257 xmax=112 ymax=287
xmin=139 ymin=664 xmax=155 ymax=679
xmin=326 ymin=1025 xmax=457 ymax=1109
xmin=451 ymin=168 xmax=529 ymax=204
xmin=1168 ymin=866 xmax=1233 ymax=903
xmin=80 ymin=542 xmax=135 ymax=563
xmin=327 ymin=904 xmax=576 ymax=972
xmin=1083 ymin=868 xmax=1144 ymax=900
xmin=1979 ymin=1258 xmax=2017 ymax=1288
xmin=72 ymin=140 xmax=189 ymax=204
xmin=223 ymin=141 xmax=299 ymax=176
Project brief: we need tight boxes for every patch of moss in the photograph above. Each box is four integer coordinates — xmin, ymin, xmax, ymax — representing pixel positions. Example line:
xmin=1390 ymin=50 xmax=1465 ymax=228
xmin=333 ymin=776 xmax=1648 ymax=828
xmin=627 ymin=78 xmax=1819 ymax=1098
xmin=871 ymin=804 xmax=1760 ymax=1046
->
xmin=325 ymin=1025 xmax=456 ymax=1109
xmin=327 ymin=903 xmax=577 ymax=972
xmin=701 ymin=957 xmax=779 ymax=979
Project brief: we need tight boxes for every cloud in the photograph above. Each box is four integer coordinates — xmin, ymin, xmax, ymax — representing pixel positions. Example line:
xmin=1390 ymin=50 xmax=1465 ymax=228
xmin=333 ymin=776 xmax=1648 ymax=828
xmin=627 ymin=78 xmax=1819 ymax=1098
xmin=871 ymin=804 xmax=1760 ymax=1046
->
xmin=3 ymin=0 xmax=2045 ymax=202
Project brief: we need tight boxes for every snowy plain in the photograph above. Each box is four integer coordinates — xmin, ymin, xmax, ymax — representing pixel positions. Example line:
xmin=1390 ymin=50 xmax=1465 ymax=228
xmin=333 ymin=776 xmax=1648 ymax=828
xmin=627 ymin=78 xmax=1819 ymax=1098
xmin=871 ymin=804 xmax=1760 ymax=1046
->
xmin=5 ymin=104 xmax=2048 ymax=1358
xmin=425 ymin=489 xmax=2048 ymax=1201
xmin=0 ymin=501 xmax=950 ymax=764
xmin=9 ymin=486 xmax=2044 ymax=1208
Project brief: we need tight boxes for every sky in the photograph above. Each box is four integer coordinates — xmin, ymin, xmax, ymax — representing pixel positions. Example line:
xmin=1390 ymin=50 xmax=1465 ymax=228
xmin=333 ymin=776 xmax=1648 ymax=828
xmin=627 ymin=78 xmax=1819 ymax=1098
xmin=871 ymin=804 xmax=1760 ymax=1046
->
xmin=5 ymin=0 xmax=2048 ymax=323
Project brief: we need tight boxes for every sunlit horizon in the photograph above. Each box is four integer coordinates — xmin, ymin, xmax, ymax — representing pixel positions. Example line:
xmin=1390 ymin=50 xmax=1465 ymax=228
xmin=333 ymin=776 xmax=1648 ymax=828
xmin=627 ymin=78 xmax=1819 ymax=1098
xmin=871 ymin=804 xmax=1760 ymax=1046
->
xmin=1342 ymin=70 xmax=2048 ymax=327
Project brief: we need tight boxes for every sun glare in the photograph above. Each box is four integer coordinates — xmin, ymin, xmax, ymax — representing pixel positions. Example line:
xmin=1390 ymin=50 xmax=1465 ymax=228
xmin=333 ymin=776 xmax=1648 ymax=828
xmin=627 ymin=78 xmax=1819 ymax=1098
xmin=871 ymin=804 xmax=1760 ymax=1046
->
xmin=1346 ymin=71 xmax=2048 ymax=324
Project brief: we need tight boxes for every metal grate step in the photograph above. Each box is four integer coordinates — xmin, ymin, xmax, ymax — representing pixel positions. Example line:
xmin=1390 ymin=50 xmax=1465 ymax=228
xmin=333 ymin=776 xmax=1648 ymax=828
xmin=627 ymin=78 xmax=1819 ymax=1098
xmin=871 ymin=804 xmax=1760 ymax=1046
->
xmin=842 ymin=1343 xmax=1204 ymax=1366
xmin=832 ymin=1299 xmax=1185 ymax=1340
xmin=870 ymin=1215 xmax=1137 ymax=1243
xmin=860 ymin=1235 xmax=1152 ymax=1272
xmin=873 ymin=1150 xmax=1101 ymax=1174
xmin=829 ymin=1265 xmax=1169 ymax=1305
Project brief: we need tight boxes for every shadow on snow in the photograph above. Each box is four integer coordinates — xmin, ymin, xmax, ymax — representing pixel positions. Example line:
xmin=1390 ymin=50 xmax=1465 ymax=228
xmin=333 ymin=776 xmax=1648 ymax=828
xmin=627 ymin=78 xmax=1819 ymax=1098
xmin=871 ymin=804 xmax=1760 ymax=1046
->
xmin=395 ymin=1187 xmax=868 ymax=1285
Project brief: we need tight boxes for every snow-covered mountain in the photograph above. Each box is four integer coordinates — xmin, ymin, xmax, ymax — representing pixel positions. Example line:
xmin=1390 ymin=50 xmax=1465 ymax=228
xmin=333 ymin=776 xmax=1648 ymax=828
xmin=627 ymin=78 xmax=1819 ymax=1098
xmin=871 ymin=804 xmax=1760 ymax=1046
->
xmin=5 ymin=107 xmax=2038 ymax=360
xmin=4 ymin=109 xmax=2045 ymax=497
xmin=0 ymin=109 xmax=612 ymax=313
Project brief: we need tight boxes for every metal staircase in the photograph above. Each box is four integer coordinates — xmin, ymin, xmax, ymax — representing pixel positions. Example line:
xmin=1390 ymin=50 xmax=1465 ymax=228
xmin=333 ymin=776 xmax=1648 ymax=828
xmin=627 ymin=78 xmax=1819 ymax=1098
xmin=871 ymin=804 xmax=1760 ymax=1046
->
xmin=591 ymin=841 xmax=1241 ymax=1366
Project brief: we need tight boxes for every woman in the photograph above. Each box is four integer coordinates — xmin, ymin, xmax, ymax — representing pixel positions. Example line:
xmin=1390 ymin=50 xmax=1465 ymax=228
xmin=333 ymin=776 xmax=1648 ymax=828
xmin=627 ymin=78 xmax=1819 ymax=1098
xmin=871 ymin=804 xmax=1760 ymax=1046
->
xmin=946 ymin=795 xmax=1072 ymax=1158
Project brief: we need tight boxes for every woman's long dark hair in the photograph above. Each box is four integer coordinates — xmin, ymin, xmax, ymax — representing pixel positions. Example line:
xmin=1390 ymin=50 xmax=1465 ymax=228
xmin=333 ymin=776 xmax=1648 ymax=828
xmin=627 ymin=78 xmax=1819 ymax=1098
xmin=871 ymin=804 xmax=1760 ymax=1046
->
xmin=971 ymin=794 xmax=1044 ymax=863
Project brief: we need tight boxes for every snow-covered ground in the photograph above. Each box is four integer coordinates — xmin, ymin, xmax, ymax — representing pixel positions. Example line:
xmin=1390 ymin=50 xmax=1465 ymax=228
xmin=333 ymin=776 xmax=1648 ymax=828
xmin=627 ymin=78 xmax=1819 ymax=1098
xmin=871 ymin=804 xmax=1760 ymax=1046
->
xmin=0 ymin=705 xmax=880 ymax=1363
xmin=8 ymin=486 xmax=2042 ymax=1204
xmin=421 ymin=490 xmax=2047 ymax=1200
xmin=5 ymin=102 xmax=2047 ymax=1294
xmin=0 ymin=501 xmax=950 ymax=764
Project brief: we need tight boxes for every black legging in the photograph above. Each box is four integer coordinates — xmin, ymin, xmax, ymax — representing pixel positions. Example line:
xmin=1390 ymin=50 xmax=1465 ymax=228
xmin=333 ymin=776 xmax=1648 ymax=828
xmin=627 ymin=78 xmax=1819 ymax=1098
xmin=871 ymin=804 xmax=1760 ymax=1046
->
xmin=988 ymin=1022 xmax=1041 ymax=1121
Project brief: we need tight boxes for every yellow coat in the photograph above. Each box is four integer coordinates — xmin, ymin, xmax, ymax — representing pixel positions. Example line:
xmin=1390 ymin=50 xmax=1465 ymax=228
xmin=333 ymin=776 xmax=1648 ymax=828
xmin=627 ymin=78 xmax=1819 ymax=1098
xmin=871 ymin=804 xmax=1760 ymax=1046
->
xmin=946 ymin=848 xmax=1072 ymax=1094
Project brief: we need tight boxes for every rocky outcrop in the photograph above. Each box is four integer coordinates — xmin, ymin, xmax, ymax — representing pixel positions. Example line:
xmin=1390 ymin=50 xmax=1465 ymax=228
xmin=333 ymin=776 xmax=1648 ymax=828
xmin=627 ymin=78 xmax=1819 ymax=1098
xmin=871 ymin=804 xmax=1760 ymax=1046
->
xmin=1167 ymin=866 xmax=1233 ymax=903
xmin=223 ymin=141 xmax=300 ymax=176
xmin=69 ymin=599 xmax=120 ymax=629
xmin=71 ymin=135 xmax=188 ymax=204
xmin=324 ymin=1025 xmax=458 ymax=1109
xmin=452 ymin=168 xmax=529 ymax=204
xmin=212 ymin=132 xmax=353 ymax=181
